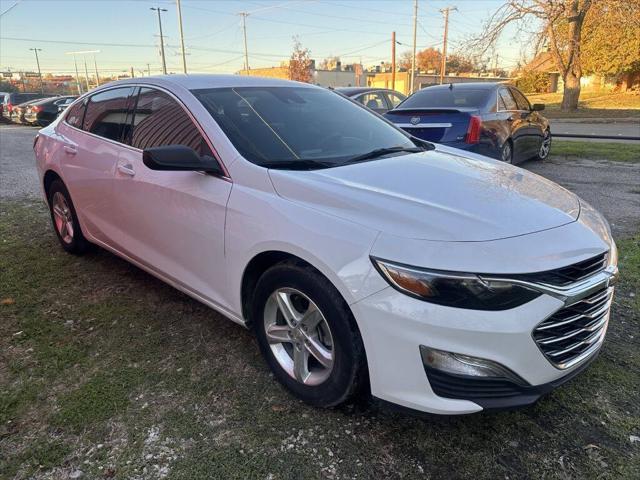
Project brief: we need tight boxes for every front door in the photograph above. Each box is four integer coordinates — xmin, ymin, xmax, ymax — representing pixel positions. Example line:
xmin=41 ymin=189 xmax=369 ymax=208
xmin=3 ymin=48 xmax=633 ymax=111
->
xmin=113 ymin=87 xmax=232 ymax=306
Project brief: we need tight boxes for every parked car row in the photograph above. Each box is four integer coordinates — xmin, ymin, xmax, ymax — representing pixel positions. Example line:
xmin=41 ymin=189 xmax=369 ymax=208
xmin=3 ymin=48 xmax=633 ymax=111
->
xmin=337 ymin=83 xmax=551 ymax=164
xmin=0 ymin=92 xmax=77 ymax=127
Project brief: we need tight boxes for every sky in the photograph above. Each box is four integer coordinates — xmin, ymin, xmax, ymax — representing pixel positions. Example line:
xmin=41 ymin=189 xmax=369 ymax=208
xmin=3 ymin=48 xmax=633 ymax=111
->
xmin=0 ymin=0 xmax=534 ymax=77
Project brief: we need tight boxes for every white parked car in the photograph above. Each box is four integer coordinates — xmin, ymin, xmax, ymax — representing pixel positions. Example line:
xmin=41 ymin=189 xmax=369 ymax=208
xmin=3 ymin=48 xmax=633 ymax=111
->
xmin=34 ymin=75 xmax=618 ymax=415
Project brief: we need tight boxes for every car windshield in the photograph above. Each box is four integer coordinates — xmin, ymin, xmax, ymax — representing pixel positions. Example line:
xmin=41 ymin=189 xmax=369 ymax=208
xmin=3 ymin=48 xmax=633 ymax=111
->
xmin=398 ymin=87 xmax=491 ymax=109
xmin=191 ymin=86 xmax=420 ymax=169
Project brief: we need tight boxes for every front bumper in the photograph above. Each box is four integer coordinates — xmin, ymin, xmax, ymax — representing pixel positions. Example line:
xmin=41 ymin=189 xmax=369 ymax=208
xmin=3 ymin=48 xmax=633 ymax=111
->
xmin=351 ymin=267 xmax=615 ymax=414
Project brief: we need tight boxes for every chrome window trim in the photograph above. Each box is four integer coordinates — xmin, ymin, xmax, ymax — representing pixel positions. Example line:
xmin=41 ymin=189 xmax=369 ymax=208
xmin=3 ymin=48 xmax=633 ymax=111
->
xmin=61 ymin=82 xmax=231 ymax=181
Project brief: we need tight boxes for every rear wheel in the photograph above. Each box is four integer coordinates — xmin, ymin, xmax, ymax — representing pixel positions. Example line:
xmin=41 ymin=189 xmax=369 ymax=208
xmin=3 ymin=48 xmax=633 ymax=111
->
xmin=500 ymin=141 xmax=513 ymax=163
xmin=47 ymin=179 xmax=89 ymax=254
xmin=252 ymin=261 xmax=368 ymax=407
xmin=536 ymin=129 xmax=551 ymax=160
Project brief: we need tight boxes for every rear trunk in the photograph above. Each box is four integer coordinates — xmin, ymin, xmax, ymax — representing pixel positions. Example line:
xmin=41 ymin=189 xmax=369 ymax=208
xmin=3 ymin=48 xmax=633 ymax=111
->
xmin=385 ymin=108 xmax=478 ymax=144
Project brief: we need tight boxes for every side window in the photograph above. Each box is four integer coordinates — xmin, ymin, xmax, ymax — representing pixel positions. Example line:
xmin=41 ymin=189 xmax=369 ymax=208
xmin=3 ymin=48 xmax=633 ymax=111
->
xmin=82 ymin=87 xmax=134 ymax=142
xmin=386 ymin=92 xmax=405 ymax=109
xmin=510 ymin=88 xmax=531 ymax=111
xmin=358 ymin=92 xmax=388 ymax=112
xmin=65 ymin=99 xmax=86 ymax=129
xmin=130 ymin=88 xmax=212 ymax=157
xmin=498 ymin=88 xmax=517 ymax=111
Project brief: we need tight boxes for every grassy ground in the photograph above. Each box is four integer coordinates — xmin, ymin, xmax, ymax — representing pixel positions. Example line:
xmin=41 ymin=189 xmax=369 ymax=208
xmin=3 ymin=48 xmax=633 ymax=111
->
xmin=527 ymin=92 xmax=640 ymax=119
xmin=1 ymin=201 xmax=639 ymax=480
xmin=550 ymin=141 xmax=640 ymax=163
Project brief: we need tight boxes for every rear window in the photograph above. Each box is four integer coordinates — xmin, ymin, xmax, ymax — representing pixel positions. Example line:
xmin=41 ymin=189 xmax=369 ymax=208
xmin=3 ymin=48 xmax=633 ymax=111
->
xmin=398 ymin=87 xmax=491 ymax=109
xmin=10 ymin=93 xmax=42 ymax=104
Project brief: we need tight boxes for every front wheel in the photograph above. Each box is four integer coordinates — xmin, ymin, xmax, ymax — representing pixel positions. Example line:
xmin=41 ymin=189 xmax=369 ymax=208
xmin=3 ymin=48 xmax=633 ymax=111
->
xmin=252 ymin=262 xmax=368 ymax=407
xmin=536 ymin=129 xmax=551 ymax=160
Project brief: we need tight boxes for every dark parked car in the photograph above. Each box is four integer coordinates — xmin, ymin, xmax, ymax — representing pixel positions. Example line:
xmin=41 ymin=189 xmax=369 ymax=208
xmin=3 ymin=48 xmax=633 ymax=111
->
xmin=1 ymin=92 xmax=48 ymax=121
xmin=24 ymin=96 xmax=77 ymax=127
xmin=336 ymin=87 xmax=407 ymax=115
xmin=384 ymin=82 xmax=551 ymax=164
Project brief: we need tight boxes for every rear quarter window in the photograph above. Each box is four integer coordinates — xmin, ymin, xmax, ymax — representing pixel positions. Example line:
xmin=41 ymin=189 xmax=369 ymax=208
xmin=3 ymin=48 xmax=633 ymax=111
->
xmin=65 ymin=100 xmax=86 ymax=129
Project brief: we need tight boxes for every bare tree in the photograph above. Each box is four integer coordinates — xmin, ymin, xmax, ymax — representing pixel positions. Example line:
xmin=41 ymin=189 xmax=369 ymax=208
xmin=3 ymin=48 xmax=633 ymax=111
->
xmin=471 ymin=0 xmax=592 ymax=111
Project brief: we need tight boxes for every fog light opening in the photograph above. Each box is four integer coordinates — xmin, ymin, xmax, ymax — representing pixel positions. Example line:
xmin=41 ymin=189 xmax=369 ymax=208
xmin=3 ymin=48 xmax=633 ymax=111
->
xmin=419 ymin=346 xmax=527 ymax=386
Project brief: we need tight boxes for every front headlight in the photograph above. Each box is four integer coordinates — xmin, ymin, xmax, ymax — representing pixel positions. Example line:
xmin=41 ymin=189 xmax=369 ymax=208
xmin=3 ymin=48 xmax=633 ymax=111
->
xmin=372 ymin=258 xmax=541 ymax=310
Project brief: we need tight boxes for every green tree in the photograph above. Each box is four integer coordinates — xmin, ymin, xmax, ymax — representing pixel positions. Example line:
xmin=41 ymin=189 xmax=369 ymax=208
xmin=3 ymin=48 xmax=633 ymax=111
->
xmin=580 ymin=0 xmax=640 ymax=77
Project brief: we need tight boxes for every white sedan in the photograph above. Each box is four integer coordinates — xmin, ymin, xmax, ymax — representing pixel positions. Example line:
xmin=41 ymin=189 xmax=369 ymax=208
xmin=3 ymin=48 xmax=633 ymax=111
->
xmin=34 ymin=75 xmax=618 ymax=415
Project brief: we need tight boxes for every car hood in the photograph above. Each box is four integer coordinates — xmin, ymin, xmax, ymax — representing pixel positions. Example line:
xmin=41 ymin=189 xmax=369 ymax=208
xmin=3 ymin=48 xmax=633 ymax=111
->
xmin=268 ymin=148 xmax=580 ymax=242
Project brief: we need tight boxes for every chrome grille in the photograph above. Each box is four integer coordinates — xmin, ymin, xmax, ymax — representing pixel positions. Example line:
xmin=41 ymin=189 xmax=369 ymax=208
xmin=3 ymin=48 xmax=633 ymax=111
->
xmin=517 ymin=253 xmax=607 ymax=287
xmin=533 ymin=287 xmax=612 ymax=369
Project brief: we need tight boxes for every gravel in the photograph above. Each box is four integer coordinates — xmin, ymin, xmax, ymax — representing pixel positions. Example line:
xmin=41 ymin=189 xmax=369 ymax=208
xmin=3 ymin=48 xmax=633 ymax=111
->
xmin=2 ymin=124 xmax=638 ymax=237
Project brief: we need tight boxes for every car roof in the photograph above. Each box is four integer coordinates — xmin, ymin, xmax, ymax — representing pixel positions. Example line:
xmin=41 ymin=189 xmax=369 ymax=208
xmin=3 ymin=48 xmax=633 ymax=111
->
xmin=102 ymin=74 xmax=317 ymax=91
xmin=420 ymin=82 xmax=507 ymax=91
xmin=335 ymin=87 xmax=398 ymax=96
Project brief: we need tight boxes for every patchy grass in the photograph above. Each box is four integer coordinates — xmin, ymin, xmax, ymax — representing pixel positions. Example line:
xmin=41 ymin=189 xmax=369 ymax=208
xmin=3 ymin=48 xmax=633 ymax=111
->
xmin=550 ymin=141 xmax=640 ymax=163
xmin=527 ymin=92 xmax=640 ymax=119
xmin=1 ymin=201 xmax=639 ymax=479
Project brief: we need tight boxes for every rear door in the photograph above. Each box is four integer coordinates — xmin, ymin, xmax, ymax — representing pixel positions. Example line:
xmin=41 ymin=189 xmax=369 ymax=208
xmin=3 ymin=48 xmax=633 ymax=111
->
xmin=510 ymin=87 xmax=543 ymax=158
xmin=57 ymin=86 xmax=136 ymax=243
xmin=497 ymin=87 xmax=529 ymax=160
xmin=114 ymin=86 xmax=232 ymax=305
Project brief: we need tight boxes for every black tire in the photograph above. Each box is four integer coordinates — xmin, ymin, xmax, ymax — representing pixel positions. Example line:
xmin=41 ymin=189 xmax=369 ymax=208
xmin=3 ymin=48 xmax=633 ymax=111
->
xmin=500 ymin=140 xmax=513 ymax=163
xmin=47 ymin=179 xmax=90 ymax=254
xmin=252 ymin=261 xmax=368 ymax=408
xmin=536 ymin=129 xmax=551 ymax=161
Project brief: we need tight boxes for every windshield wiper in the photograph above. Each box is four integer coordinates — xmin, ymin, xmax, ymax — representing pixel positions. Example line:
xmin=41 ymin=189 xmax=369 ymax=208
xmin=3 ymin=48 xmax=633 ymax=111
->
xmin=344 ymin=146 xmax=425 ymax=164
xmin=260 ymin=159 xmax=335 ymax=170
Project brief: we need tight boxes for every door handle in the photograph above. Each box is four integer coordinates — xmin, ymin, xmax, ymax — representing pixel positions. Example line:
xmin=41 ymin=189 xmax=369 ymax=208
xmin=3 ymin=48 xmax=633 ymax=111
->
xmin=63 ymin=145 xmax=77 ymax=155
xmin=117 ymin=164 xmax=136 ymax=176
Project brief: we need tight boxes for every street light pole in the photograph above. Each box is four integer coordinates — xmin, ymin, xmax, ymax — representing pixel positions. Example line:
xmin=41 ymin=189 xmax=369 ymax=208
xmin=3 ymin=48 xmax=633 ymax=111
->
xmin=83 ymin=56 xmax=90 ymax=91
xmin=29 ymin=47 xmax=43 ymax=94
xmin=176 ymin=0 xmax=187 ymax=74
xmin=72 ymin=55 xmax=82 ymax=94
xmin=93 ymin=54 xmax=100 ymax=86
xmin=151 ymin=7 xmax=168 ymax=74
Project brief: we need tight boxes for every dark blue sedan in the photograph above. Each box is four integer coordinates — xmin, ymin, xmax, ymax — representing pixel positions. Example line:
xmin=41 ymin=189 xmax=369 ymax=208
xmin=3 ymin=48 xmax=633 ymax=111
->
xmin=384 ymin=82 xmax=551 ymax=164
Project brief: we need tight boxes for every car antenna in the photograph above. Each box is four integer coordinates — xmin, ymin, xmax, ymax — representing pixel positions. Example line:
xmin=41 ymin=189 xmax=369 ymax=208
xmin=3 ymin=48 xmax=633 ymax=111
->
xmin=449 ymin=83 xmax=454 ymax=90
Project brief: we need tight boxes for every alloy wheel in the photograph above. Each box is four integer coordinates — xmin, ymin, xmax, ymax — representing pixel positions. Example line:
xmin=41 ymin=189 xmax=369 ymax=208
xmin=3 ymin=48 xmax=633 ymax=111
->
xmin=52 ymin=191 xmax=74 ymax=244
xmin=539 ymin=131 xmax=551 ymax=159
xmin=501 ymin=142 xmax=512 ymax=163
xmin=263 ymin=288 xmax=334 ymax=386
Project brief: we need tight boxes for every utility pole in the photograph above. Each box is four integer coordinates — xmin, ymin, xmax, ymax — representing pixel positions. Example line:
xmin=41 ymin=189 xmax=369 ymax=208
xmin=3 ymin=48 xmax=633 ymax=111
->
xmin=131 ymin=66 xmax=135 ymax=78
xmin=29 ymin=47 xmax=43 ymax=93
xmin=147 ymin=63 xmax=151 ymax=76
xmin=391 ymin=31 xmax=396 ymax=91
xmin=410 ymin=0 xmax=418 ymax=93
xmin=176 ymin=0 xmax=187 ymax=73
xmin=439 ymin=6 xmax=457 ymax=84
xmin=151 ymin=7 xmax=168 ymax=74
xmin=240 ymin=12 xmax=249 ymax=73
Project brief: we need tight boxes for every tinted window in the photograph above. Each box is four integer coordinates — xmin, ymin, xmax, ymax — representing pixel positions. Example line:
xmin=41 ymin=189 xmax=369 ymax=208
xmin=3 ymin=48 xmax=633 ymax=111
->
xmin=498 ymin=88 xmax=517 ymax=111
xmin=65 ymin=99 xmax=86 ymax=129
xmin=10 ymin=93 xmax=42 ymax=104
xmin=192 ymin=86 xmax=416 ymax=167
xmin=510 ymin=88 xmax=531 ymax=111
xmin=400 ymin=87 xmax=491 ymax=109
xmin=358 ymin=92 xmax=387 ymax=111
xmin=129 ymin=88 xmax=212 ymax=156
xmin=83 ymin=87 xmax=134 ymax=142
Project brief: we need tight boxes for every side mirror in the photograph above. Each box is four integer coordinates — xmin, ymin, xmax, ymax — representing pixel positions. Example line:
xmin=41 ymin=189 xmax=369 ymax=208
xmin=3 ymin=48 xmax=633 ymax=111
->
xmin=143 ymin=145 xmax=223 ymax=175
xmin=532 ymin=103 xmax=545 ymax=111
